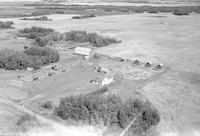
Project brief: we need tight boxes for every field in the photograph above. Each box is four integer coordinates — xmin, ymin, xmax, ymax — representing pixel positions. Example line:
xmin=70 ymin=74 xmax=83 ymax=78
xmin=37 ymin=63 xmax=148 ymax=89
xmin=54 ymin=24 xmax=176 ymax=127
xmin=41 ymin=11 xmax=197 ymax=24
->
xmin=0 ymin=2 xmax=200 ymax=136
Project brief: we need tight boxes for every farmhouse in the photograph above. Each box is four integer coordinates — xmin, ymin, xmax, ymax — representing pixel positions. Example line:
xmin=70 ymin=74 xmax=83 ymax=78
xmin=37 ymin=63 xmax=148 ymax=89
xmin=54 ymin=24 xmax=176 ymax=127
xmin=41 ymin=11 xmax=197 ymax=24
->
xmin=74 ymin=47 xmax=95 ymax=57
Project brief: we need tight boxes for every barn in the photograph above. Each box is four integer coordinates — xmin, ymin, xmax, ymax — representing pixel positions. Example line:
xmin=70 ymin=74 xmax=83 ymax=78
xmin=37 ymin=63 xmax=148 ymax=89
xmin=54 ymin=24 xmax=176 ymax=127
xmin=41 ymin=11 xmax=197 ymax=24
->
xmin=74 ymin=47 xmax=95 ymax=57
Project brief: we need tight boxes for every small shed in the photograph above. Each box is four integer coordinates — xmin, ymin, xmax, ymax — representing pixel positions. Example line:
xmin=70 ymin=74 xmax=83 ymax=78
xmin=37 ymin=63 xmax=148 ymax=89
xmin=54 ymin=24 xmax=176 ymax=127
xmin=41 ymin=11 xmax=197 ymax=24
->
xmin=133 ymin=59 xmax=139 ymax=65
xmin=155 ymin=63 xmax=164 ymax=70
xmin=74 ymin=47 xmax=95 ymax=57
xmin=145 ymin=62 xmax=152 ymax=67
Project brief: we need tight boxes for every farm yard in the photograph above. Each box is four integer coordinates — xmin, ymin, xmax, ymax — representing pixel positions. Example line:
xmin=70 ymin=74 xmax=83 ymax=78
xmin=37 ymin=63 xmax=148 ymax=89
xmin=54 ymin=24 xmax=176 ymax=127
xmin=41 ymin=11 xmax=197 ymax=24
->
xmin=0 ymin=2 xmax=200 ymax=136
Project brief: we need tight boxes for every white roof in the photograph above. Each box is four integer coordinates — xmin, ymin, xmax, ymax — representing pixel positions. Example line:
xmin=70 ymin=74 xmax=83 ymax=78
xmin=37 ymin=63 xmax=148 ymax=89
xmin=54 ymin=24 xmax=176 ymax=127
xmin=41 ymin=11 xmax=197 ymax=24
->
xmin=74 ymin=47 xmax=94 ymax=56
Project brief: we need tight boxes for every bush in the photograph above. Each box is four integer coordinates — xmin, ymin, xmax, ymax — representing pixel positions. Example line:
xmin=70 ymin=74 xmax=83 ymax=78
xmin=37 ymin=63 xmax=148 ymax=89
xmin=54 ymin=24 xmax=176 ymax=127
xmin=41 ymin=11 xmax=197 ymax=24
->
xmin=0 ymin=21 xmax=14 ymax=29
xmin=34 ymin=36 xmax=48 ymax=47
xmin=72 ymin=16 xmax=81 ymax=19
xmin=55 ymin=92 xmax=160 ymax=135
xmin=173 ymin=10 xmax=189 ymax=15
xmin=17 ymin=113 xmax=41 ymax=129
xmin=89 ymin=87 xmax=109 ymax=95
xmin=24 ymin=46 xmax=29 ymax=49
xmin=42 ymin=101 xmax=53 ymax=109
xmin=17 ymin=114 xmax=35 ymax=126
xmin=148 ymin=10 xmax=159 ymax=13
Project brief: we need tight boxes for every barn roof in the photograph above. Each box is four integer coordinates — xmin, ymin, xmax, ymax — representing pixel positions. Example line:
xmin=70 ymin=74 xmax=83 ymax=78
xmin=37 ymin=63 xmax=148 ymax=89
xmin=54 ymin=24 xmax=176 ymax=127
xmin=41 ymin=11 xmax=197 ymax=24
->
xmin=74 ymin=47 xmax=94 ymax=56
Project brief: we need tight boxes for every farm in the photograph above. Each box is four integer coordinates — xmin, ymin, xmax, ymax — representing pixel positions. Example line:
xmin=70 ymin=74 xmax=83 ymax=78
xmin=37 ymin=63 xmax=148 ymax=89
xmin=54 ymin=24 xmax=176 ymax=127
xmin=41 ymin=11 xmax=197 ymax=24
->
xmin=0 ymin=1 xmax=200 ymax=136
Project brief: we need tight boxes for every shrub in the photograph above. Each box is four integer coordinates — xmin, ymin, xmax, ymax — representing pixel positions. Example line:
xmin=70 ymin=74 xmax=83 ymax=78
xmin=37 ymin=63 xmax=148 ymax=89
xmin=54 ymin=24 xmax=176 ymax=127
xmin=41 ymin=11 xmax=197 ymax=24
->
xmin=34 ymin=36 xmax=48 ymax=47
xmin=72 ymin=16 xmax=81 ymax=19
xmin=148 ymin=10 xmax=159 ymax=13
xmin=173 ymin=9 xmax=189 ymax=15
xmin=42 ymin=101 xmax=53 ymax=109
xmin=55 ymin=92 xmax=160 ymax=135
xmin=89 ymin=87 xmax=109 ymax=95
xmin=88 ymin=13 xmax=96 ymax=17
xmin=17 ymin=113 xmax=41 ymax=129
xmin=24 ymin=46 xmax=29 ymax=49
xmin=0 ymin=21 xmax=14 ymax=29
xmin=17 ymin=114 xmax=35 ymax=126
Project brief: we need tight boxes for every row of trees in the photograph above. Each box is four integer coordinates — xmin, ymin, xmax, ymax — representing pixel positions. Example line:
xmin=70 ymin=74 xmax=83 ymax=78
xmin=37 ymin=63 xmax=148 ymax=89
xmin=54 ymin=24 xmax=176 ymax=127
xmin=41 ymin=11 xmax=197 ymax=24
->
xmin=33 ymin=5 xmax=200 ymax=15
xmin=18 ymin=27 xmax=121 ymax=47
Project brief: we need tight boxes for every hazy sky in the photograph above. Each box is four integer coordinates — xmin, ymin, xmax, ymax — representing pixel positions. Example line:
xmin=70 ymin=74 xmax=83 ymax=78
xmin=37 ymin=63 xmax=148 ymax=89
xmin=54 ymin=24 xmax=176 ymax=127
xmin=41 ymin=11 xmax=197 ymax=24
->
xmin=1 ymin=0 xmax=200 ymax=3
xmin=0 ymin=0 xmax=41 ymax=1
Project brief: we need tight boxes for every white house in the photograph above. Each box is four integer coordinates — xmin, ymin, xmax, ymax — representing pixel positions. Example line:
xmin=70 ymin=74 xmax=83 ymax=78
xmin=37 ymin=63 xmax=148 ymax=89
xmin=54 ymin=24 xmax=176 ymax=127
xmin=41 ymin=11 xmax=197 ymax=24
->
xmin=74 ymin=47 xmax=95 ymax=57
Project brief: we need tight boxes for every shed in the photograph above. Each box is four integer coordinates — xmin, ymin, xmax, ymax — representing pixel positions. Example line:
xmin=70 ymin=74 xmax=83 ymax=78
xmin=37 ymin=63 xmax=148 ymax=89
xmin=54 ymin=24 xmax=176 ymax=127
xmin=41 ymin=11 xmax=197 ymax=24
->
xmin=145 ymin=62 xmax=152 ymax=67
xmin=155 ymin=63 xmax=164 ymax=70
xmin=133 ymin=59 xmax=139 ymax=65
xmin=74 ymin=47 xmax=95 ymax=56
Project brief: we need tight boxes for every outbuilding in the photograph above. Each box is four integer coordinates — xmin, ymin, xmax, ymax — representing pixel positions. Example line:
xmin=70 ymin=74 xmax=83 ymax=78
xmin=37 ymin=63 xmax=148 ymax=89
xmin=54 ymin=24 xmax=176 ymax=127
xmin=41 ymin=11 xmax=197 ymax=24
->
xmin=145 ymin=62 xmax=151 ymax=67
xmin=155 ymin=63 xmax=164 ymax=70
xmin=133 ymin=59 xmax=140 ymax=65
xmin=74 ymin=47 xmax=95 ymax=57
